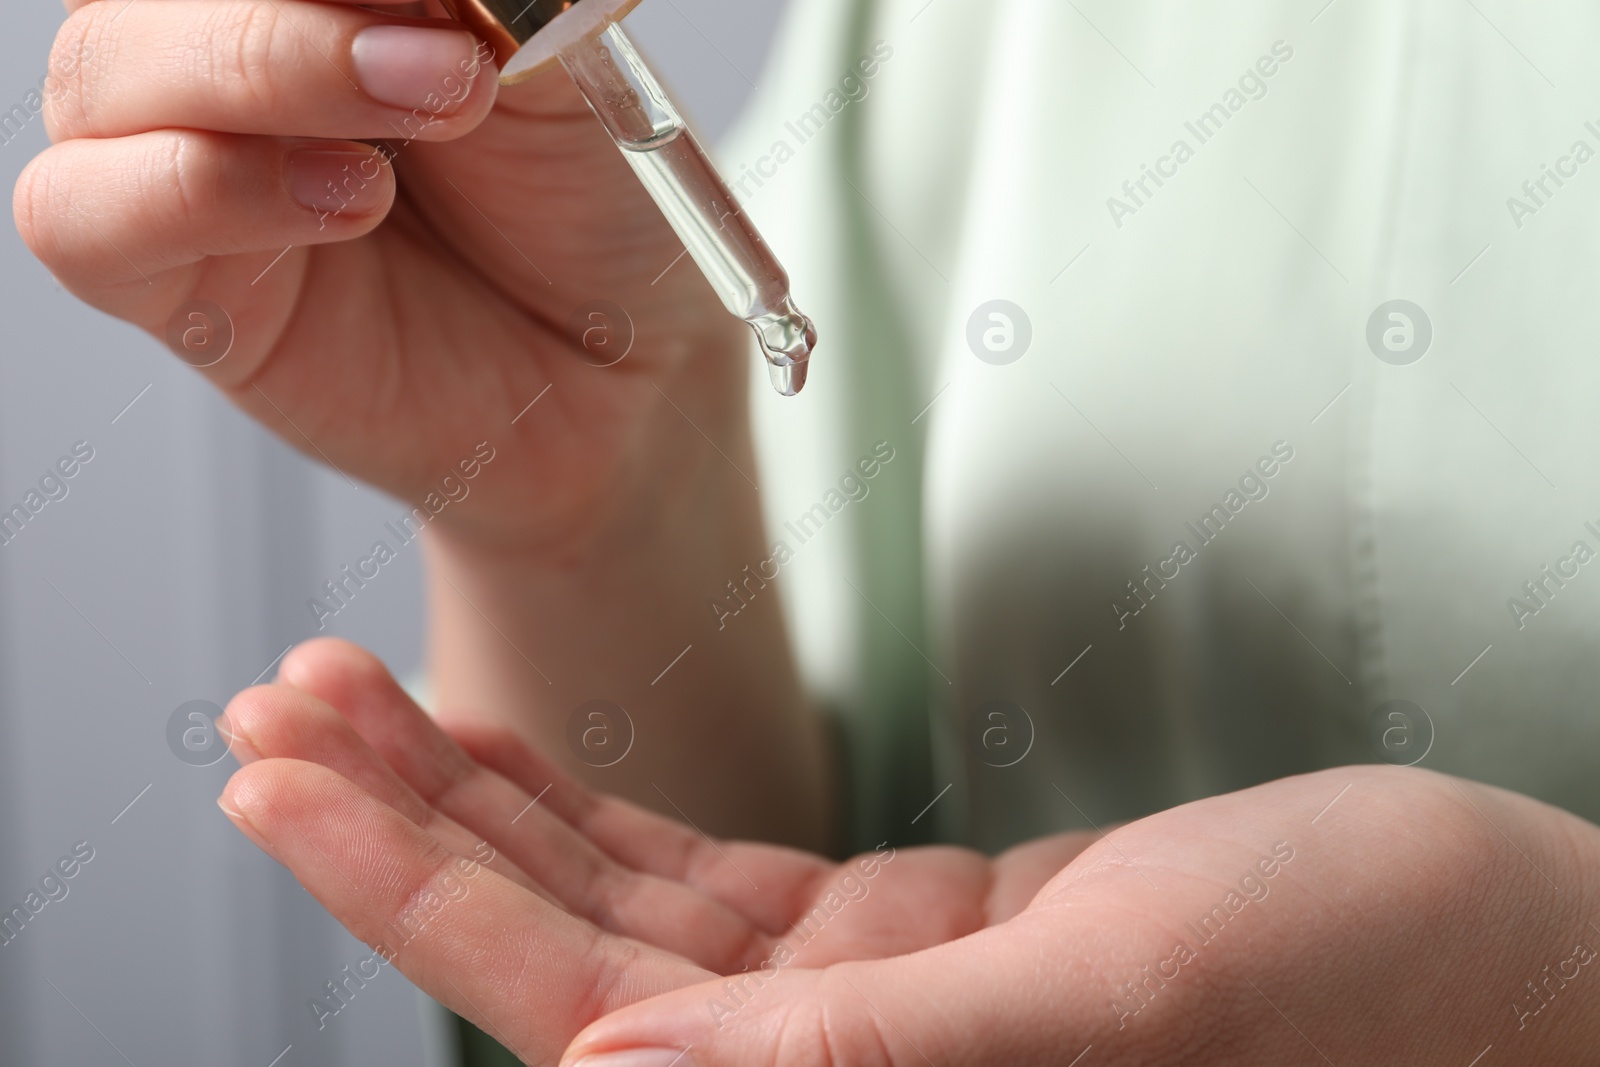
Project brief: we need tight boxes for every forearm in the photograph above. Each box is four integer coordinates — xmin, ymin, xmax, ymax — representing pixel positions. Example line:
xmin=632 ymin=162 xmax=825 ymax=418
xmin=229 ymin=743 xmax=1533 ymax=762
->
xmin=422 ymin=432 xmax=836 ymax=852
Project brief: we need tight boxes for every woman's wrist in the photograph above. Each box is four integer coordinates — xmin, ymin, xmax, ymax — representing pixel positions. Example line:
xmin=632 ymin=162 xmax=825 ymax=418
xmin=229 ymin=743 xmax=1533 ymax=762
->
xmin=420 ymin=436 xmax=837 ymax=850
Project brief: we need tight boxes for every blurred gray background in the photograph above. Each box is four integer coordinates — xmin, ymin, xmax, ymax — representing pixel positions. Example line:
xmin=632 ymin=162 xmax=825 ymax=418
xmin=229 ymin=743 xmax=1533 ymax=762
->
xmin=0 ymin=1 xmax=788 ymax=1063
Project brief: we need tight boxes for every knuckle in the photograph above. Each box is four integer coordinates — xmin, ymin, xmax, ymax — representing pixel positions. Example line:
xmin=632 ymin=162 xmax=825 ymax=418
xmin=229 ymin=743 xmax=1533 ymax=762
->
xmin=151 ymin=130 xmax=236 ymax=252
xmin=777 ymin=973 xmax=890 ymax=1067
xmin=582 ymin=935 xmax=647 ymax=1021
xmin=588 ymin=865 xmax=646 ymax=936
xmin=205 ymin=2 xmax=294 ymax=116
xmin=42 ymin=9 xmax=104 ymax=139
xmin=381 ymin=846 xmax=474 ymax=951
xmin=163 ymin=132 xmax=205 ymax=231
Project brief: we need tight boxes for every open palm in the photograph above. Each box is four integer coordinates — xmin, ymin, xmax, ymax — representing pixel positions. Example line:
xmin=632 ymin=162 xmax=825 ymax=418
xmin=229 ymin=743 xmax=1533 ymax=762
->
xmin=219 ymin=639 xmax=1097 ymax=987
xmin=220 ymin=639 xmax=1600 ymax=1066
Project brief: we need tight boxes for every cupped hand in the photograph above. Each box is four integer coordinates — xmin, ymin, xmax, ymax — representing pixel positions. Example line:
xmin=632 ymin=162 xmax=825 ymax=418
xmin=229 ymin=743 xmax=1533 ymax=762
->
xmin=17 ymin=0 xmax=745 ymax=555
xmin=218 ymin=639 xmax=1600 ymax=1065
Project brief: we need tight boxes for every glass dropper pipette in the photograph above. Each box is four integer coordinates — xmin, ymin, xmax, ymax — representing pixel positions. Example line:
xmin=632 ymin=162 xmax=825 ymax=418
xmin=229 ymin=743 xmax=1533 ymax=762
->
xmin=440 ymin=0 xmax=817 ymax=395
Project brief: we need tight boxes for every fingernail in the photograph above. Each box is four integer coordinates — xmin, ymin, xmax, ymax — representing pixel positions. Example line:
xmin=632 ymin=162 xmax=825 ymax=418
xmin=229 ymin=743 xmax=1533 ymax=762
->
xmin=217 ymin=797 xmax=283 ymax=864
xmin=287 ymin=148 xmax=389 ymax=218
xmin=571 ymin=1051 xmax=697 ymax=1067
xmin=215 ymin=713 xmax=260 ymax=765
xmin=351 ymin=25 xmax=479 ymax=112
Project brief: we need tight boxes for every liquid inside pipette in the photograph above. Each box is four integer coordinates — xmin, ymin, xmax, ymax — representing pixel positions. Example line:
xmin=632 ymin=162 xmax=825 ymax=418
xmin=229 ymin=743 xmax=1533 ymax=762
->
xmin=558 ymin=24 xmax=817 ymax=395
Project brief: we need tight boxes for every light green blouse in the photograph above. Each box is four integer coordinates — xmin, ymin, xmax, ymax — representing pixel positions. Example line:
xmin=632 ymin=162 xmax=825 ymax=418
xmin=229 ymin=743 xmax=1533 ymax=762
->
xmin=727 ymin=0 xmax=1600 ymax=852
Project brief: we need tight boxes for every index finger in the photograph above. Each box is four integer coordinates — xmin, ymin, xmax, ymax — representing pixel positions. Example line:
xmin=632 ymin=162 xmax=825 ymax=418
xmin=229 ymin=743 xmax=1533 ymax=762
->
xmin=220 ymin=759 xmax=712 ymax=1062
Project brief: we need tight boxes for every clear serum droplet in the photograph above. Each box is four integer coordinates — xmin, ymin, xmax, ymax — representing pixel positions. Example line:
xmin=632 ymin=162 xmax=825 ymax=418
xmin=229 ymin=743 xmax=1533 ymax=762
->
xmin=556 ymin=23 xmax=817 ymax=395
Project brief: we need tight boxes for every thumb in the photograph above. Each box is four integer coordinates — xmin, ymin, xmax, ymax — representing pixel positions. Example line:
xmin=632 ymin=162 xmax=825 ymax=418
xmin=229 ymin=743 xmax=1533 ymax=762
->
xmin=557 ymin=963 xmax=912 ymax=1067
xmin=556 ymin=918 xmax=1109 ymax=1067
